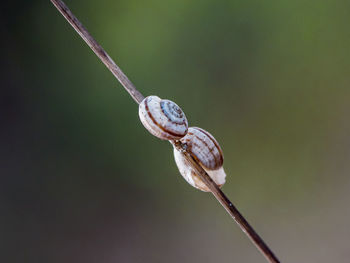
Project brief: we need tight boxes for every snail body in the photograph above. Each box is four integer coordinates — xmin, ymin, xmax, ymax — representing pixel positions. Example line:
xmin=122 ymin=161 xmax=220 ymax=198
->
xmin=139 ymin=96 xmax=188 ymax=140
xmin=173 ymin=127 xmax=226 ymax=192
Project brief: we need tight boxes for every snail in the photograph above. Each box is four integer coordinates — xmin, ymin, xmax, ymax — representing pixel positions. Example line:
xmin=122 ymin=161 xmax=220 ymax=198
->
xmin=173 ymin=127 xmax=226 ymax=192
xmin=139 ymin=96 xmax=225 ymax=191
xmin=139 ymin=95 xmax=188 ymax=140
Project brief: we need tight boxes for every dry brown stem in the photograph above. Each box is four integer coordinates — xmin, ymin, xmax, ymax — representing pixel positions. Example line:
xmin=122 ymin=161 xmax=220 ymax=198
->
xmin=50 ymin=1 xmax=280 ymax=262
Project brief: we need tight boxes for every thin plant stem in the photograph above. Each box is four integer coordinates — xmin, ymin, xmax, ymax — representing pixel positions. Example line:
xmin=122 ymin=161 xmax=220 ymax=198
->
xmin=50 ymin=1 xmax=280 ymax=262
xmin=50 ymin=0 xmax=144 ymax=104
xmin=172 ymin=141 xmax=280 ymax=263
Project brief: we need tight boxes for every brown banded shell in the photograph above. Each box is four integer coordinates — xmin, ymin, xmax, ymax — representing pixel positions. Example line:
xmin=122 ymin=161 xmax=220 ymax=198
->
xmin=173 ymin=127 xmax=226 ymax=192
xmin=139 ymin=96 xmax=188 ymax=140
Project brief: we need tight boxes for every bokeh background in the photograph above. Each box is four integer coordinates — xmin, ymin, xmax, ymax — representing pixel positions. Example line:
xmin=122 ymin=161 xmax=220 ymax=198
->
xmin=1 ymin=0 xmax=350 ymax=262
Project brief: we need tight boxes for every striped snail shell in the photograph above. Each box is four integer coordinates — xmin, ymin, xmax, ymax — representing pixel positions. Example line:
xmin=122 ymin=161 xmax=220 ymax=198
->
xmin=139 ymin=96 xmax=188 ymax=140
xmin=173 ymin=127 xmax=226 ymax=192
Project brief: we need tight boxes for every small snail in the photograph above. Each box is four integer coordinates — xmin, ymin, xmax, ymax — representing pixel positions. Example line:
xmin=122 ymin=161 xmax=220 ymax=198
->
xmin=139 ymin=95 xmax=188 ymax=140
xmin=139 ymin=97 xmax=225 ymax=191
xmin=173 ymin=127 xmax=226 ymax=192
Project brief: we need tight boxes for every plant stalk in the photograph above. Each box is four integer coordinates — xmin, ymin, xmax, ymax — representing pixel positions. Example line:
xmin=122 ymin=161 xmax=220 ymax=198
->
xmin=50 ymin=1 xmax=280 ymax=262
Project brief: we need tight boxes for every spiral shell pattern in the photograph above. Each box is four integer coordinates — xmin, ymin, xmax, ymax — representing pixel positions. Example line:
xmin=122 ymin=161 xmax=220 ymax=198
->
xmin=174 ymin=127 xmax=226 ymax=192
xmin=139 ymin=96 xmax=188 ymax=140
xmin=181 ymin=127 xmax=223 ymax=170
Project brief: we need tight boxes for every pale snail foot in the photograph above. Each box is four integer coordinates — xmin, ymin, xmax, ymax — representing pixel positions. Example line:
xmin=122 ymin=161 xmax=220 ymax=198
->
xmin=173 ymin=147 xmax=226 ymax=192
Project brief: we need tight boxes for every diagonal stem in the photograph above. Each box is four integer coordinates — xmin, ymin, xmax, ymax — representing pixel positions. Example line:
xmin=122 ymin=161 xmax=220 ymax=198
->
xmin=172 ymin=141 xmax=280 ymax=263
xmin=50 ymin=1 xmax=280 ymax=262
xmin=50 ymin=0 xmax=144 ymax=104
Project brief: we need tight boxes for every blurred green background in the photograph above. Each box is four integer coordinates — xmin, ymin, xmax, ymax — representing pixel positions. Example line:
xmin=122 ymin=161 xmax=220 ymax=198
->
xmin=1 ymin=0 xmax=350 ymax=262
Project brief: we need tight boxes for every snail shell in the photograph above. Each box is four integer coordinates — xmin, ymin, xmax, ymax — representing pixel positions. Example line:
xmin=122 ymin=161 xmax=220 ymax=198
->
xmin=174 ymin=127 xmax=226 ymax=192
xmin=139 ymin=96 xmax=188 ymax=140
